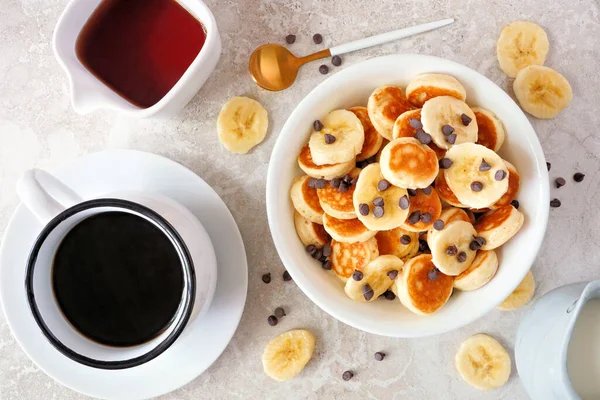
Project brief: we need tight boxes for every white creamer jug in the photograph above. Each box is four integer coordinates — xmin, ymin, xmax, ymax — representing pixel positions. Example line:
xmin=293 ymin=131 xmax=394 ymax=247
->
xmin=516 ymin=280 xmax=600 ymax=399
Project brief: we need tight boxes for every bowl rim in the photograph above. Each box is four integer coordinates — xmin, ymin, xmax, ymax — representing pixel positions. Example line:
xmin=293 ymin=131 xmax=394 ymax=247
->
xmin=266 ymin=53 xmax=550 ymax=337
xmin=25 ymin=198 xmax=196 ymax=369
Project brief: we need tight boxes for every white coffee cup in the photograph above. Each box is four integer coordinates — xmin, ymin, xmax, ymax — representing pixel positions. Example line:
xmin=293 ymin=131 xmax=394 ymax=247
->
xmin=17 ymin=169 xmax=217 ymax=369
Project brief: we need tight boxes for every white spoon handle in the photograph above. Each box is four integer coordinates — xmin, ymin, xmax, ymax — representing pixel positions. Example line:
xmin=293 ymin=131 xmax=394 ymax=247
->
xmin=330 ymin=18 xmax=454 ymax=56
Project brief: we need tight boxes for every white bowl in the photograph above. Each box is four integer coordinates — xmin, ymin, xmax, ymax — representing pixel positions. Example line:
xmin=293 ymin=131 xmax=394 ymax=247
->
xmin=266 ymin=54 xmax=550 ymax=338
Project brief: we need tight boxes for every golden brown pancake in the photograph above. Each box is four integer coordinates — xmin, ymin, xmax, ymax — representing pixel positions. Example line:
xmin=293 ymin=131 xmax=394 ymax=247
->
xmin=405 ymin=74 xmax=467 ymax=108
xmin=393 ymin=109 xmax=446 ymax=160
xmin=407 ymin=86 xmax=465 ymax=108
xmin=297 ymin=144 xmax=355 ymax=180
xmin=294 ymin=211 xmax=329 ymax=247
xmin=317 ymin=168 xmax=360 ymax=219
xmin=493 ymin=162 xmax=520 ymax=208
xmin=402 ymin=188 xmax=442 ymax=232
xmin=375 ymin=227 xmax=419 ymax=259
xmin=434 ymin=171 xmax=464 ymax=207
xmin=301 ymin=176 xmax=324 ymax=214
xmin=330 ymin=238 xmax=379 ymax=280
xmin=405 ymin=254 xmax=454 ymax=314
xmin=456 ymin=250 xmax=495 ymax=281
xmin=322 ymin=214 xmax=376 ymax=243
xmin=474 ymin=110 xmax=500 ymax=151
xmin=382 ymin=138 xmax=438 ymax=189
xmin=368 ymin=86 xmax=414 ymax=140
xmin=349 ymin=107 xmax=383 ymax=162
xmin=474 ymin=206 xmax=513 ymax=232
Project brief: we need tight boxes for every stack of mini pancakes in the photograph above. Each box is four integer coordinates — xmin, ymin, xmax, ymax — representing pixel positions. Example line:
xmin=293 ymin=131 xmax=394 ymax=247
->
xmin=291 ymin=74 xmax=524 ymax=316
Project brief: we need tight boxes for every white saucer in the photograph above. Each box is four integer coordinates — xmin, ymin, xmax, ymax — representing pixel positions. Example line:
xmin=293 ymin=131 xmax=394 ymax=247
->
xmin=0 ymin=150 xmax=248 ymax=399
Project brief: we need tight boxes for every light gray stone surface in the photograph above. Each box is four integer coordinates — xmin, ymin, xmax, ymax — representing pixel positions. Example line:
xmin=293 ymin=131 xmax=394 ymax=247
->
xmin=1 ymin=0 xmax=599 ymax=399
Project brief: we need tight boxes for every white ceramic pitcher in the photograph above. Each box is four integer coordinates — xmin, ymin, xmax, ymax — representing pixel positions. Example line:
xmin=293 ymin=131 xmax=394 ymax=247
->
xmin=516 ymin=280 xmax=600 ymax=399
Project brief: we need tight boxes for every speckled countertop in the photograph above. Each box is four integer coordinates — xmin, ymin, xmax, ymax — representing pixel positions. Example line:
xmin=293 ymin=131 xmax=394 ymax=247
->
xmin=1 ymin=0 xmax=599 ymax=399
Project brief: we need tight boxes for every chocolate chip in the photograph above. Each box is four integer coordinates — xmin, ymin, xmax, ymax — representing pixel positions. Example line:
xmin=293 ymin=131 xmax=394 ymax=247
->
xmin=373 ymin=197 xmax=384 ymax=207
xmin=405 ymin=117 xmax=421 ymax=130
xmin=319 ymin=65 xmax=329 ymax=74
xmin=479 ymin=159 xmax=491 ymax=172
xmin=268 ymin=315 xmax=278 ymax=326
xmin=313 ymin=33 xmax=323 ymax=44
xmin=461 ymin=113 xmax=472 ymax=126
xmin=331 ymin=55 xmax=342 ymax=66
xmin=274 ymin=307 xmax=286 ymax=318
xmin=308 ymin=178 xmax=317 ymax=188
xmin=420 ymin=212 xmax=432 ymax=223
xmin=416 ymin=130 xmax=432 ymax=144
xmin=330 ymin=178 xmax=341 ymax=188
xmin=550 ymin=198 xmax=561 ymax=208
xmin=306 ymin=245 xmax=317 ymax=256
xmin=446 ymin=133 xmax=457 ymax=144
xmin=407 ymin=189 xmax=417 ymax=196
xmin=315 ymin=179 xmax=327 ymax=189
xmin=342 ymin=371 xmax=354 ymax=381
xmin=574 ymin=172 xmax=585 ymax=182
xmin=373 ymin=206 xmax=384 ymax=218
xmin=495 ymin=170 xmax=507 ymax=181
xmin=374 ymin=352 xmax=386 ymax=361
xmin=343 ymin=174 xmax=352 ymax=183
xmin=383 ymin=290 xmax=396 ymax=300
xmin=457 ymin=251 xmax=467 ymax=263
xmin=419 ymin=239 xmax=430 ymax=252
xmin=469 ymin=240 xmax=482 ymax=251
xmin=319 ymin=255 xmax=328 ymax=263
xmin=338 ymin=182 xmax=349 ymax=193
xmin=324 ymin=133 xmax=336 ymax=144
xmin=366 ymin=155 xmax=377 ymax=164
xmin=359 ymin=203 xmax=370 ymax=216
xmin=408 ymin=211 xmax=421 ymax=224
xmin=262 ymin=273 xmax=271 ymax=284
xmin=433 ymin=219 xmax=445 ymax=230
xmin=387 ymin=270 xmax=398 ymax=280
xmin=439 ymin=158 xmax=453 ymax=169
xmin=471 ymin=181 xmax=483 ymax=192
xmin=283 ymin=271 xmax=292 ymax=281
xmin=362 ymin=283 xmax=374 ymax=301
xmin=428 ymin=268 xmax=438 ymax=281
xmin=378 ymin=179 xmax=390 ymax=191
xmin=285 ymin=34 xmax=296 ymax=44
xmin=552 ymin=177 xmax=565 ymax=189
xmin=511 ymin=199 xmax=520 ymax=209
xmin=446 ymin=245 xmax=458 ymax=256
xmin=313 ymin=120 xmax=324 ymax=131
xmin=442 ymin=124 xmax=455 ymax=135
xmin=313 ymin=249 xmax=322 ymax=260
xmin=475 ymin=236 xmax=486 ymax=246
xmin=352 ymin=270 xmax=363 ymax=281
xmin=356 ymin=160 xmax=366 ymax=169
xmin=399 ymin=195 xmax=410 ymax=209
xmin=400 ymin=234 xmax=411 ymax=245
xmin=322 ymin=260 xmax=332 ymax=270
xmin=546 ymin=162 xmax=551 ymax=171
xmin=322 ymin=243 xmax=332 ymax=257
xmin=422 ymin=186 xmax=433 ymax=195
xmin=351 ymin=177 xmax=358 ymax=185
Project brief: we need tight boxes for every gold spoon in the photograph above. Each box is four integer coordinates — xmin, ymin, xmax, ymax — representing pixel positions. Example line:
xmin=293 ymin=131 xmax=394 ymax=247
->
xmin=249 ymin=18 xmax=454 ymax=91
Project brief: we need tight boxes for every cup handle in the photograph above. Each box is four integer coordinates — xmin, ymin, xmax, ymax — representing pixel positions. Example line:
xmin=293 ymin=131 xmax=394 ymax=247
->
xmin=17 ymin=169 xmax=83 ymax=225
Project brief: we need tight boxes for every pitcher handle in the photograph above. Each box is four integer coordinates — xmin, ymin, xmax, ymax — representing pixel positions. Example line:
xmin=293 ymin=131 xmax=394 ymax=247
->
xmin=16 ymin=169 xmax=83 ymax=225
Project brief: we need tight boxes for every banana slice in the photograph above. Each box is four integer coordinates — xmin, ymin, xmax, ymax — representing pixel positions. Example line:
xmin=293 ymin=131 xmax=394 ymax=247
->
xmin=349 ymin=107 xmax=384 ymax=162
xmin=497 ymin=21 xmax=549 ymax=78
xmin=353 ymin=163 xmax=410 ymax=231
xmin=400 ymin=187 xmax=442 ymax=232
xmin=498 ymin=270 xmax=535 ymax=310
xmin=405 ymin=73 xmax=467 ymax=107
xmin=375 ymin=227 xmax=419 ymax=261
xmin=455 ymin=334 xmax=511 ymax=390
xmin=472 ymin=107 xmax=505 ymax=152
xmin=427 ymin=207 xmax=471 ymax=242
xmin=323 ymin=214 xmax=376 ymax=244
xmin=294 ymin=212 xmax=329 ymax=248
xmin=397 ymin=254 xmax=454 ymax=315
xmin=290 ymin=175 xmax=324 ymax=224
xmin=380 ymin=138 xmax=439 ymax=189
xmin=317 ymin=168 xmax=360 ymax=219
xmin=492 ymin=161 xmax=520 ymax=208
xmin=454 ymin=250 xmax=499 ymax=291
xmin=217 ymin=96 xmax=269 ymax=154
xmin=473 ymin=205 xmax=524 ymax=250
xmin=421 ymin=96 xmax=478 ymax=150
xmin=330 ymin=237 xmax=379 ymax=282
xmin=262 ymin=329 xmax=316 ymax=381
xmin=444 ymin=143 xmax=509 ymax=209
xmin=513 ymin=65 xmax=573 ymax=119
xmin=308 ymin=109 xmax=364 ymax=165
xmin=344 ymin=255 xmax=404 ymax=302
xmin=428 ymin=220 xmax=477 ymax=276
xmin=392 ymin=109 xmax=446 ymax=160
xmin=435 ymin=170 xmax=467 ymax=208
xmin=298 ymin=145 xmax=355 ymax=180
xmin=367 ymin=86 xmax=414 ymax=140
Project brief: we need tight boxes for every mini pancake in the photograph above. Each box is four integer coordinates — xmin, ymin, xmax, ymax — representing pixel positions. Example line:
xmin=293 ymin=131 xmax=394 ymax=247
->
xmin=454 ymin=250 xmax=499 ymax=291
xmin=392 ymin=109 xmax=446 ymax=159
xmin=434 ymin=171 xmax=466 ymax=208
xmin=367 ymin=85 xmax=414 ymax=140
xmin=294 ymin=211 xmax=329 ymax=247
xmin=397 ymin=254 xmax=454 ymax=315
xmin=401 ymin=187 xmax=442 ymax=232
xmin=349 ymin=106 xmax=384 ymax=162
xmin=473 ymin=205 xmax=524 ymax=250
xmin=290 ymin=175 xmax=324 ymax=224
xmin=493 ymin=161 xmax=520 ymax=208
xmin=323 ymin=214 xmax=376 ymax=244
xmin=330 ymin=237 xmax=379 ymax=282
xmin=375 ymin=227 xmax=419 ymax=261
xmin=317 ymin=168 xmax=361 ymax=219
xmin=405 ymin=73 xmax=467 ymax=107
xmin=472 ymin=107 xmax=506 ymax=152
xmin=298 ymin=144 xmax=355 ymax=180
xmin=380 ymin=138 xmax=439 ymax=189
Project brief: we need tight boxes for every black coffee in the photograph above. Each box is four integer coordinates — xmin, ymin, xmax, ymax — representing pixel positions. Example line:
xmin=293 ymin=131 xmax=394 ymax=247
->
xmin=52 ymin=212 xmax=184 ymax=347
